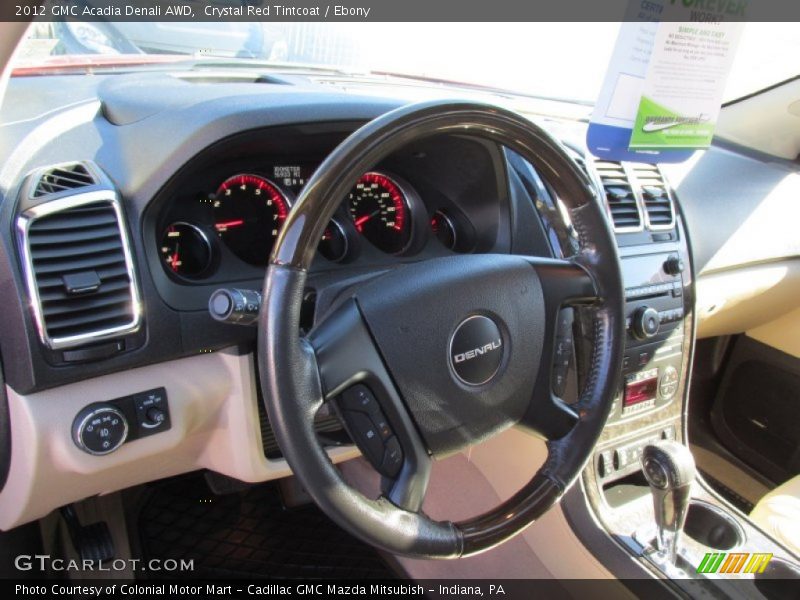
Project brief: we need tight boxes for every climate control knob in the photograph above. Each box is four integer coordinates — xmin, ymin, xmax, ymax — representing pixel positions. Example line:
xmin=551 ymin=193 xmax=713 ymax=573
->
xmin=72 ymin=404 xmax=129 ymax=456
xmin=632 ymin=306 xmax=660 ymax=340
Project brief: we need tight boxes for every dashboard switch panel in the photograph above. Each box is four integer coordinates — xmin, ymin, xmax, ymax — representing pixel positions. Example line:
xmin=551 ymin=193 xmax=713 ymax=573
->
xmin=72 ymin=404 xmax=128 ymax=456
xmin=71 ymin=388 xmax=171 ymax=455
xmin=133 ymin=388 xmax=171 ymax=436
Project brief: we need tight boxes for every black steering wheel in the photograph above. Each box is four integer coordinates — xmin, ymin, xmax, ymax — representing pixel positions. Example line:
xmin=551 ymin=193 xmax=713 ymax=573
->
xmin=258 ymin=100 xmax=625 ymax=558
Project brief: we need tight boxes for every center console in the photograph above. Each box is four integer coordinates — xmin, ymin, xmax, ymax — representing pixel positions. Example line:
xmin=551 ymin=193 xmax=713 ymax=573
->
xmin=598 ymin=250 xmax=687 ymax=483
xmin=571 ymin=158 xmax=798 ymax=597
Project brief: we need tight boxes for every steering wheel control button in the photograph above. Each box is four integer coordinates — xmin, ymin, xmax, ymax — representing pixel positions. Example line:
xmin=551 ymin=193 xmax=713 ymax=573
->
xmin=371 ymin=414 xmax=393 ymax=441
xmin=381 ymin=437 xmax=404 ymax=478
xmin=72 ymin=404 xmax=129 ymax=455
xmin=337 ymin=385 xmax=403 ymax=477
xmin=344 ymin=411 xmax=386 ymax=468
xmin=449 ymin=315 xmax=505 ymax=386
xmin=340 ymin=384 xmax=380 ymax=414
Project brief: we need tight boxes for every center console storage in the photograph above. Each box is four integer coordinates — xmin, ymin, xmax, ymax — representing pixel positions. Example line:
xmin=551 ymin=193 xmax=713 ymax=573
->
xmin=683 ymin=501 xmax=744 ymax=550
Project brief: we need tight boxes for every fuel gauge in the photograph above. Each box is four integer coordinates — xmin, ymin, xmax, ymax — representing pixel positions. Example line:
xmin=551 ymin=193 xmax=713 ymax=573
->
xmin=160 ymin=222 xmax=214 ymax=279
xmin=431 ymin=209 xmax=457 ymax=251
xmin=319 ymin=220 xmax=349 ymax=263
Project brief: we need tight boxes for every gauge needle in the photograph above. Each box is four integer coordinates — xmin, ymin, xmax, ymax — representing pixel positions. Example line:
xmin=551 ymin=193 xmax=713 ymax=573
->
xmin=354 ymin=210 xmax=379 ymax=231
xmin=170 ymin=244 xmax=180 ymax=271
xmin=215 ymin=219 xmax=245 ymax=230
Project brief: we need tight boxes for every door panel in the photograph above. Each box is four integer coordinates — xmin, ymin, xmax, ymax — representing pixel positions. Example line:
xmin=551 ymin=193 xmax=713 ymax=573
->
xmin=711 ymin=336 xmax=800 ymax=484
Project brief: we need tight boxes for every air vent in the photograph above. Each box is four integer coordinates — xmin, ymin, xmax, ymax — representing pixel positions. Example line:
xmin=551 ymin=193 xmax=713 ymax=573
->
xmin=18 ymin=193 xmax=141 ymax=350
xmin=33 ymin=163 xmax=96 ymax=197
xmin=631 ymin=163 xmax=675 ymax=230
xmin=594 ymin=160 xmax=643 ymax=232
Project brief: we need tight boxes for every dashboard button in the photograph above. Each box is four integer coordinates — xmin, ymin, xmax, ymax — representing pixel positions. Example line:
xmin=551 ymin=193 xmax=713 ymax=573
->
xmin=598 ymin=450 xmax=614 ymax=477
xmin=72 ymin=404 xmax=129 ymax=455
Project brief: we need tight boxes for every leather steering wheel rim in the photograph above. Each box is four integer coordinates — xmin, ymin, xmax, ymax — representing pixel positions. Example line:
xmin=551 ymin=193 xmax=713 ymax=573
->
xmin=258 ymin=100 xmax=625 ymax=558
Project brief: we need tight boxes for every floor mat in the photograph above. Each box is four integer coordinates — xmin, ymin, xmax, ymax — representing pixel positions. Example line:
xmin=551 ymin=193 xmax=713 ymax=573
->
xmin=137 ymin=474 xmax=396 ymax=580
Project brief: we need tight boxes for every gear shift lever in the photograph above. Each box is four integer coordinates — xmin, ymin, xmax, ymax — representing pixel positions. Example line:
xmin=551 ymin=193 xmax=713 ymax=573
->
xmin=641 ymin=441 xmax=696 ymax=565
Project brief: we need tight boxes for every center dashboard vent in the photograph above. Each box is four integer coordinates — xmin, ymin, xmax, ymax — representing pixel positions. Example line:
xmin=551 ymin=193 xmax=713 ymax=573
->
xmin=630 ymin=163 xmax=675 ymax=229
xmin=593 ymin=160 xmax=643 ymax=232
xmin=18 ymin=189 xmax=142 ymax=351
xmin=592 ymin=159 xmax=675 ymax=233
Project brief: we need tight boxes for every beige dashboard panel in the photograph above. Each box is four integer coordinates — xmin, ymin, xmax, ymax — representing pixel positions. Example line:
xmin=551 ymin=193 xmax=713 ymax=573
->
xmin=695 ymin=259 xmax=800 ymax=339
xmin=0 ymin=348 xmax=358 ymax=530
xmin=747 ymin=306 xmax=800 ymax=359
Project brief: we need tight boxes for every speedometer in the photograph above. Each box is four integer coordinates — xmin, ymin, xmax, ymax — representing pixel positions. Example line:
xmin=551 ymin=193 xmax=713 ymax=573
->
xmin=347 ymin=172 xmax=412 ymax=255
xmin=213 ymin=174 xmax=290 ymax=266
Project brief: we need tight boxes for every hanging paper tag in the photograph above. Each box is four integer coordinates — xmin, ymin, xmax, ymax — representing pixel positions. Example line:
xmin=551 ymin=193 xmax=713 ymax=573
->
xmin=628 ymin=21 xmax=744 ymax=150
xmin=587 ymin=0 xmax=745 ymax=163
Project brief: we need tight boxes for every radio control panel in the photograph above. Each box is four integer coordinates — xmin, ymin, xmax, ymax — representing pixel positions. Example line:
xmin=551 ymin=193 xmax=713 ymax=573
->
xmin=606 ymin=250 xmax=687 ymax=425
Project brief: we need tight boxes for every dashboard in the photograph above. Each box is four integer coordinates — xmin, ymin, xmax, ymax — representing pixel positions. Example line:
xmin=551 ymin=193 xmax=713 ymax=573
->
xmin=0 ymin=67 xmax=798 ymax=531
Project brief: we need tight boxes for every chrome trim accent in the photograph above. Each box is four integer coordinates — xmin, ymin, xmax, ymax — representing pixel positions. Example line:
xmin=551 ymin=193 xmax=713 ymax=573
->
xmin=72 ymin=406 xmax=129 ymax=456
xmin=448 ymin=315 xmax=504 ymax=387
xmin=630 ymin=164 xmax=677 ymax=232
xmin=16 ymin=190 xmax=143 ymax=350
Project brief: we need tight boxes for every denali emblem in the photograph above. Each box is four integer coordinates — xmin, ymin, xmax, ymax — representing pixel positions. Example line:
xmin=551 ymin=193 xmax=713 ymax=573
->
xmin=449 ymin=316 xmax=505 ymax=386
xmin=453 ymin=339 xmax=502 ymax=363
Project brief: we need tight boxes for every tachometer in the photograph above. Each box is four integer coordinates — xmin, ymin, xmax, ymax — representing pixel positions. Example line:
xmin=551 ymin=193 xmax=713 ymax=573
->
xmin=347 ymin=172 xmax=412 ymax=255
xmin=213 ymin=174 xmax=290 ymax=266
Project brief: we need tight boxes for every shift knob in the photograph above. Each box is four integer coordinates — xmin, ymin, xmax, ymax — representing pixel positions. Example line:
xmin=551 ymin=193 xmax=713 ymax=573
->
xmin=641 ymin=441 xmax=696 ymax=565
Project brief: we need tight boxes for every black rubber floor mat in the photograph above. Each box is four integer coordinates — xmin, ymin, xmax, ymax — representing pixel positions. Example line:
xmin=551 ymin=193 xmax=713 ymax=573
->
xmin=138 ymin=474 xmax=396 ymax=580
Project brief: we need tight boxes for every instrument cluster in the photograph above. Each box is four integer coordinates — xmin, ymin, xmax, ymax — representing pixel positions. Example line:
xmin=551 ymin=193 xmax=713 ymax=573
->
xmin=158 ymin=164 xmax=477 ymax=281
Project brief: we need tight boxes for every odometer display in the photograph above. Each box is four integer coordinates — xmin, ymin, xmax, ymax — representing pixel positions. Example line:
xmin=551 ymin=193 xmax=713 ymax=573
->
xmin=213 ymin=174 xmax=290 ymax=266
xmin=347 ymin=172 xmax=411 ymax=255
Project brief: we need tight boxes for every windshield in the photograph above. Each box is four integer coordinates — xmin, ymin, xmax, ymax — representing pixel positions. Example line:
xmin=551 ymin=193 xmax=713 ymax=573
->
xmin=13 ymin=22 xmax=800 ymax=103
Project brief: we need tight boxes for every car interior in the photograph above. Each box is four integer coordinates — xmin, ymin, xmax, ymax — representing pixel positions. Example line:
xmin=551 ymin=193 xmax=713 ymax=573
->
xmin=0 ymin=17 xmax=798 ymax=597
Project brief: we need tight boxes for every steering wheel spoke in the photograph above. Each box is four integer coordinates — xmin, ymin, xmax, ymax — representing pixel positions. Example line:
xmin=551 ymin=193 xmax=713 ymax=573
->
xmin=308 ymin=298 xmax=431 ymax=512
xmin=525 ymin=257 xmax=599 ymax=309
